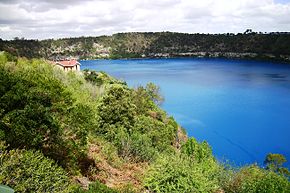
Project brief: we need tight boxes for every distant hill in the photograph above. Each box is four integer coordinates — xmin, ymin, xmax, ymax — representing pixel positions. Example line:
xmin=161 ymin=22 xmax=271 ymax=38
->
xmin=1 ymin=31 xmax=290 ymax=62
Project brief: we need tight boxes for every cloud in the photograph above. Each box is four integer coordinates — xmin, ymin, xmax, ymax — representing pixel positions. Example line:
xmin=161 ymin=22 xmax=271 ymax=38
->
xmin=0 ymin=0 xmax=289 ymax=40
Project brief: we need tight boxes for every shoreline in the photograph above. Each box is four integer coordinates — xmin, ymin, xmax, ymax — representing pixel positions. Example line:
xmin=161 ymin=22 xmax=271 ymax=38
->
xmin=80 ymin=52 xmax=290 ymax=64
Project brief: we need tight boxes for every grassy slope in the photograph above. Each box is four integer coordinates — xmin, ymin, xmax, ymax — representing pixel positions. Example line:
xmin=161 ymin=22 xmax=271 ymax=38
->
xmin=0 ymin=53 xmax=184 ymax=192
xmin=0 ymin=53 xmax=289 ymax=193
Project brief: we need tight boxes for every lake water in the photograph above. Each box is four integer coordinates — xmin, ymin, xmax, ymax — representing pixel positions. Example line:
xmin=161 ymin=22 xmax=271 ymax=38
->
xmin=80 ymin=58 xmax=290 ymax=168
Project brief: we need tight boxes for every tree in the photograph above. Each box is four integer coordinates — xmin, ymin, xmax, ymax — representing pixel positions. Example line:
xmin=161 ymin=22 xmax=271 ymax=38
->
xmin=132 ymin=86 xmax=155 ymax=115
xmin=223 ymin=165 xmax=290 ymax=193
xmin=145 ymin=82 xmax=164 ymax=106
xmin=96 ymin=85 xmax=137 ymax=139
xmin=264 ymin=153 xmax=290 ymax=176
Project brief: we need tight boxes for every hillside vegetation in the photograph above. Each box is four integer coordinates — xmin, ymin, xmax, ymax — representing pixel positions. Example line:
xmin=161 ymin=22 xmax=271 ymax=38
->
xmin=0 ymin=52 xmax=289 ymax=192
xmin=1 ymin=31 xmax=290 ymax=62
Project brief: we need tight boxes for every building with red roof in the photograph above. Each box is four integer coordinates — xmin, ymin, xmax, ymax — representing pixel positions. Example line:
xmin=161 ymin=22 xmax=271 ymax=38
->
xmin=55 ymin=59 xmax=80 ymax=71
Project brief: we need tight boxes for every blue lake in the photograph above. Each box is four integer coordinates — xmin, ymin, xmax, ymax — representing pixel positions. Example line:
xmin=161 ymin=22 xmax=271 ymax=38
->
xmin=80 ymin=58 xmax=290 ymax=167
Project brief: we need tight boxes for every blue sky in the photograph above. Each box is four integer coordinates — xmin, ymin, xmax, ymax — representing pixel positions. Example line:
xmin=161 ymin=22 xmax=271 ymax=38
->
xmin=275 ymin=0 xmax=290 ymax=4
xmin=0 ymin=0 xmax=290 ymax=39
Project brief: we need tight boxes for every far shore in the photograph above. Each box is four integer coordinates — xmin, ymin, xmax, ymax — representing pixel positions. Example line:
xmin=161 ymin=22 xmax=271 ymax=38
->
xmin=79 ymin=51 xmax=290 ymax=64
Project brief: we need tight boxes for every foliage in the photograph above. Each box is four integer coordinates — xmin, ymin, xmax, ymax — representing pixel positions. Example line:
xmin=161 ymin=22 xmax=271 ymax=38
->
xmin=83 ymin=69 xmax=104 ymax=86
xmin=96 ymin=84 xmax=137 ymax=139
xmin=96 ymin=83 xmax=177 ymax=161
xmin=131 ymin=85 xmax=155 ymax=115
xmin=0 ymin=54 xmax=289 ymax=192
xmin=145 ymin=82 xmax=164 ymax=106
xmin=73 ymin=180 xmax=118 ymax=193
xmin=134 ymin=115 xmax=177 ymax=152
xmin=265 ymin=153 xmax=286 ymax=168
xmin=264 ymin=153 xmax=290 ymax=176
xmin=131 ymin=83 xmax=164 ymax=114
xmin=0 ymin=52 xmax=8 ymax=64
xmin=181 ymin=137 xmax=213 ymax=162
xmin=144 ymin=153 xmax=220 ymax=193
xmin=222 ymin=165 xmax=290 ymax=193
xmin=97 ymin=84 xmax=177 ymax=161
xmin=0 ymin=56 xmax=95 ymax=172
xmin=83 ymin=70 xmax=125 ymax=86
xmin=0 ymin=142 xmax=70 ymax=193
xmin=88 ymin=135 xmax=123 ymax=168
xmin=116 ymin=129 xmax=157 ymax=162
xmin=0 ymin=59 xmax=68 ymax=147
xmin=1 ymin=32 xmax=290 ymax=62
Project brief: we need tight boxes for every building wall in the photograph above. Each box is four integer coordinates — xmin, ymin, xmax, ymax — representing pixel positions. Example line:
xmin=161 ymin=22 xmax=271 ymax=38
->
xmin=63 ymin=65 xmax=80 ymax=71
xmin=54 ymin=62 xmax=80 ymax=72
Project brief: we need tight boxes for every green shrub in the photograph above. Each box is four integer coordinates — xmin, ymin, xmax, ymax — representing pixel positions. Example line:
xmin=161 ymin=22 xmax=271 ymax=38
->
xmin=83 ymin=70 xmax=125 ymax=86
xmin=0 ymin=144 xmax=70 ymax=193
xmin=106 ymin=113 xmax=177 ymax=162
xmin=73 ymin=180 xmax=118 ymax=193
xmin=181 ymin=137 xmax=213 ymax=162
xmin=132 ymin=86 xmax=155 ymax=115
xmin=114 ymin=129 xmax=157 ymax=162
xmin=96 ymin=84 xmax=137 ymax=139
xmin=83 ymin=70 xmax=104 ymax=86
xmin=129 ymin=131 xmax=157 ymax=161
xmin=144 ymin=154 xmax=220 ymax=193
xmin=131 ymin=83 xmax=163 ymax=115
xmin=223 ymin=165 xmax=290 ymax=193
xmin=0 ymin=61 xmax=71 ymax=153
xmin=0 ymin=59 xmax=93 ymax=172
xmin=0 ymin=52 xmax=8 ymax=65
xmin=134 ymin=115 xmax=177 ymax=152
xmin=264 ymin=153 xmax=290 ymax=176
xmin=96 ymin=82 xmax=177 ymax=162
xmin=145 ymin=82 xmax=164 ymax=106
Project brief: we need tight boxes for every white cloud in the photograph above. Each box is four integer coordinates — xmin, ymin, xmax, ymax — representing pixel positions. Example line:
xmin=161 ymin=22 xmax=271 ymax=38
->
xmin=0 ymin=0 xmax=289 ymax=39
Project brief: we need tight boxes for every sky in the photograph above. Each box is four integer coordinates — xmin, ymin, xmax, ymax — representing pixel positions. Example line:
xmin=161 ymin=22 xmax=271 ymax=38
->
xmin=0 ymin=0 xmax=290 ymax=40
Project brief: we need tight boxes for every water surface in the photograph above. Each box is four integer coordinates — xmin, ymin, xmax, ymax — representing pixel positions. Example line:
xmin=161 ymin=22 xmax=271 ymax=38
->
xmin=81 ymin=58 xmax=290 ymax=167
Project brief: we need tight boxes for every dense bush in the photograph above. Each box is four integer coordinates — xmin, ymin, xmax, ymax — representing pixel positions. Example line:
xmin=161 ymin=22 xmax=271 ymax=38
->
xmin=131 ymin=86 xmax=156 ymax=115
xmin=73 ymin=180 xmax=118 ymax=193
xmin=181 ymin=137 xmax=213 ymax=162
xmin=0 ymin=142 xmax=70 ymax=193
xmin=144 ymin=139 xmax=224 ymax=192
xmin=264 ymin=153 xmax=290 ymax=176
xmin=134 ymin=115 xmax=177 ymax=152
xmin=83 ymin=70 xmax=125 ymax=86
xmin=83 ymin=70 xmax=104 ymax=86
xmin=0 ymin=56 xmax=94 ymax=172
xmin=96 ymin=84 xmax=137 ymax=139
xmin=131 ymin=83 xmax=164 ymax=115
xmin=144 ymin=154 xmax=220 ymax=193
xmin=113 ymin=129 xmax=157 ymax=162
xmin=145 ymin=82 xmax=164 ymax=106
xmin=0 ymin=59 xmax=67 ymax=145
xmin=96 ymin=83 xmax=177 ymax=161
xmin=223 ymin=165 xmax=290 ymax=193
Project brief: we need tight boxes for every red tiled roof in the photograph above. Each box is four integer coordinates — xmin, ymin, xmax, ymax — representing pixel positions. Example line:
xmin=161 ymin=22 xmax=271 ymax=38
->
xmin=56 ymin=59 xmax=80 ymax=67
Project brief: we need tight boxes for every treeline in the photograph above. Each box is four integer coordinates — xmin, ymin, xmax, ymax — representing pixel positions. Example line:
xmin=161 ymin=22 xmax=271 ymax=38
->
xmin=1 ymin=31 xmax=290 ymax=61
xmin=0 ymin=52 xmax=289 ymax=192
